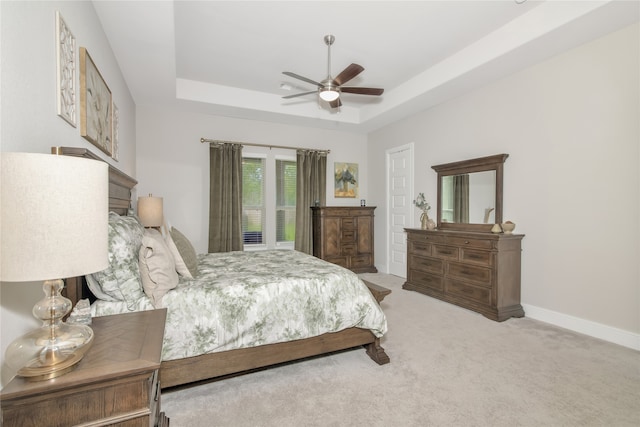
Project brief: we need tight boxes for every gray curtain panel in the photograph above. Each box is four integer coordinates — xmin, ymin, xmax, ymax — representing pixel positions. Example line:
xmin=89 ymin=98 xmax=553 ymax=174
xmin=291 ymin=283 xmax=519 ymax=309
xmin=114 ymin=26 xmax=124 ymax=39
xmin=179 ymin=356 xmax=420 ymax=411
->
xmin=453 ymin=174 xmax=470 ymax=223
xmin=295 ymin=150 xmax=327 ymax=254
xmin=209 ymin=143 xmax=244 ymax=252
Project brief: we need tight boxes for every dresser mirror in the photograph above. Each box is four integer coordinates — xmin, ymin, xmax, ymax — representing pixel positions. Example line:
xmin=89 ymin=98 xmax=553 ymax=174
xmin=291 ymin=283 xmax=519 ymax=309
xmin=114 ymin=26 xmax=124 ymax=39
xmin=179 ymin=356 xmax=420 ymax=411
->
xmin=432 ymin=154 xmax=508 ymax=232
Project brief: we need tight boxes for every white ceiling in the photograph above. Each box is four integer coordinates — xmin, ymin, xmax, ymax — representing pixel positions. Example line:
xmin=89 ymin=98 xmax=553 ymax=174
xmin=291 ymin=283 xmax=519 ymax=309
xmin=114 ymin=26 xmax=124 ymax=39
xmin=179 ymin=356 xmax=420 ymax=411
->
xmin=93 ymin=0 xmax=639 ymax=133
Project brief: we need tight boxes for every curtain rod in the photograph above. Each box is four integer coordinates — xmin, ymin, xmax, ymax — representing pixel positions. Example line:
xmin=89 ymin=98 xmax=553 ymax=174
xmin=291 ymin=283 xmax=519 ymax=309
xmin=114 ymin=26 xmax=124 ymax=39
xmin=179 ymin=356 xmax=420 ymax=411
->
xmin=200 ymin=138 xmax=330 ymax=154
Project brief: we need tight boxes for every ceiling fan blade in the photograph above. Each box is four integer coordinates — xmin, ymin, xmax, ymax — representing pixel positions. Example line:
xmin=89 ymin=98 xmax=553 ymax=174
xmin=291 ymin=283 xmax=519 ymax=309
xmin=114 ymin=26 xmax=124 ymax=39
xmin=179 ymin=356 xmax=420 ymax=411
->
xmin=282 ymin=71 xmax=323 ymax=88
xmin=329 ymin=98 xmax=342 ymax=109
xmin=341 ymin=87 xmax=384 ymax=96
xmin=282 ymin=91 xmax=317 ymax=99
xmin=333 ymin=63 xmax=364 ymax=86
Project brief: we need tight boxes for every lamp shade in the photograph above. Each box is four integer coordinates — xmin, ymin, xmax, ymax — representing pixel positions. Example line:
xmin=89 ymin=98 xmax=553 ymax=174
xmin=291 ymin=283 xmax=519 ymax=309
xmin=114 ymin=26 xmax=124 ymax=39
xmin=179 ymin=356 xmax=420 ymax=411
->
xmin=0 ymin=152 xmax=109 ymax=282
xmin=137 ymin=195 xmax=163 ymax=227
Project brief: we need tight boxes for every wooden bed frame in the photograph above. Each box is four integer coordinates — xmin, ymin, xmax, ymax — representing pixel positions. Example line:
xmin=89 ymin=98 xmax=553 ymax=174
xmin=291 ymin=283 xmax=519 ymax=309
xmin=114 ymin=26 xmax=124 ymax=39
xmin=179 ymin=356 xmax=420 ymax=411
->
xmin=54 ymin=146 xmax=390 ymax=389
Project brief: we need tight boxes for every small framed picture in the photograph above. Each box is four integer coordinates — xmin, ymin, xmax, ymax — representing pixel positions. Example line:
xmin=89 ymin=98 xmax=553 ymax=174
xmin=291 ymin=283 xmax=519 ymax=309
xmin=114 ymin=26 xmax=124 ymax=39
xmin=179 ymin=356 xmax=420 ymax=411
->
xmin=80 ymin=47 xmax=112 ymax=156
xmin=56 ymin=11 xmax=76 ymax=127
xmin=334 ymin=162 xmax=358 ymax=198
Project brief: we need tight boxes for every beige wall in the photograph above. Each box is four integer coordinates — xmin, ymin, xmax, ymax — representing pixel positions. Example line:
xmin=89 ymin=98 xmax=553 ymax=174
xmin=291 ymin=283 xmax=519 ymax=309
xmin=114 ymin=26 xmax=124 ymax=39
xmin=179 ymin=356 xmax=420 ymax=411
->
xmin=368 ymin=23 xmax=639 ymax=344
xmin=0 ymin=1 xmax=136 ymax=386
xmin=136 ymin=106 xmax=367 ymax=253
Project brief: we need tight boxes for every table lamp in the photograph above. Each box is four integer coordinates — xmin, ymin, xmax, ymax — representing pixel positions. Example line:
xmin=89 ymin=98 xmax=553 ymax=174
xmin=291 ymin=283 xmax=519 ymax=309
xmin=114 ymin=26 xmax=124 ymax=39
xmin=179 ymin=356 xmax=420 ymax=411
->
xmin=0 ymin=152 xmax=108 ymax=381
xmin=137 ymin=194 xmax=163 ymax=228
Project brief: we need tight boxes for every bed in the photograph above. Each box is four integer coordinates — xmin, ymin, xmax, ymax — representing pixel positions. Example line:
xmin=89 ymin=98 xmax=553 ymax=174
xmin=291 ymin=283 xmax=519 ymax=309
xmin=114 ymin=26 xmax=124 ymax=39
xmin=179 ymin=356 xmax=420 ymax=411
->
xmin=55 ymin=146 xmax=390 ymax=389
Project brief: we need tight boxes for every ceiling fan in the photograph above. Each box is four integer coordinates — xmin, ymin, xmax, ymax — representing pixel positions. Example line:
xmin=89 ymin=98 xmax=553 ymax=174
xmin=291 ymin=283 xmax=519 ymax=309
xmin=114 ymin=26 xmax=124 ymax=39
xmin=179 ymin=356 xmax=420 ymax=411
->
xmin=282 ymin=35 xmax=384 ymax=109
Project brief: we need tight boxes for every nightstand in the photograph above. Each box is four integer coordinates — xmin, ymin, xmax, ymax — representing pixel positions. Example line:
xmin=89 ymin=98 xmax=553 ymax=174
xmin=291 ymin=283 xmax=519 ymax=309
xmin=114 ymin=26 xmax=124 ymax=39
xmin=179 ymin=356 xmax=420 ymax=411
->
xmin=1 ymin=309 xmax=169 ymax=426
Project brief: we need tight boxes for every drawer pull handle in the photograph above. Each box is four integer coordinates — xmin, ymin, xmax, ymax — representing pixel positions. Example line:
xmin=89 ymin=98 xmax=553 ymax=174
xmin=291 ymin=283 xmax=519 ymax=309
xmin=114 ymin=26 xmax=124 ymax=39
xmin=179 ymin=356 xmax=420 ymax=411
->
xmin=465 ymin=241 xmax=470 ymax=244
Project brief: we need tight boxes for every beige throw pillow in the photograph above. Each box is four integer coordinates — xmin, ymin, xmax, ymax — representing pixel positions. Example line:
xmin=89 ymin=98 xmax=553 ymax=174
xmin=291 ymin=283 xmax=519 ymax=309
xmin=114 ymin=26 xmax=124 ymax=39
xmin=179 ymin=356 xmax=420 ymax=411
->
xmin=139 ymin=229 xmax=179 ymax=307
xmin=170 ymin=227 xmax=198 ymax=278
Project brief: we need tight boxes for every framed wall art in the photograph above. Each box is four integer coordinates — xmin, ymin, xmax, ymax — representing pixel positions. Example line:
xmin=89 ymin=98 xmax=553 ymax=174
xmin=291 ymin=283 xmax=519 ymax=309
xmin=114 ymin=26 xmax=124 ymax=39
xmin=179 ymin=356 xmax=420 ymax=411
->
xmin=56 ymin=11 xmax=76 ymax=127
xmin=79 ymin=47 xmax=112 ymax=156
xmin=334 ymin=162 xmax=358 ymax=198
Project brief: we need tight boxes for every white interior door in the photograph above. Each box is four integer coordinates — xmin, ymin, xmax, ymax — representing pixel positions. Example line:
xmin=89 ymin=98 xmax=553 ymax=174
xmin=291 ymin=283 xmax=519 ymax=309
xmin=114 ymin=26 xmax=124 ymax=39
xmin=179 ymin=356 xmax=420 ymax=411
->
xmin=386 ymin=144 xmax=413 ymax=277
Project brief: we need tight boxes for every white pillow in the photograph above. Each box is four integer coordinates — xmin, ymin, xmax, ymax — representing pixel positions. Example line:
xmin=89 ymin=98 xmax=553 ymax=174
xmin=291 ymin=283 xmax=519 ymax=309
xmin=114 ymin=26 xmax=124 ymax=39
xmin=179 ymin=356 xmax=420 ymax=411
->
xmin=139 ymin=229 xmax=179 ymax=308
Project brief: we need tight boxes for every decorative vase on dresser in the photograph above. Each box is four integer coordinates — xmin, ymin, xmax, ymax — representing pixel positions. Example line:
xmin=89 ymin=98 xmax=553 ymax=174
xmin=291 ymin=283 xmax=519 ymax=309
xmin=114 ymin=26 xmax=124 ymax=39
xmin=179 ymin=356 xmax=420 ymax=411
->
xmin=312 ymin=206 xmax=377 ymax=273
xmin=403 ymin=228 xmax=524 ymax=321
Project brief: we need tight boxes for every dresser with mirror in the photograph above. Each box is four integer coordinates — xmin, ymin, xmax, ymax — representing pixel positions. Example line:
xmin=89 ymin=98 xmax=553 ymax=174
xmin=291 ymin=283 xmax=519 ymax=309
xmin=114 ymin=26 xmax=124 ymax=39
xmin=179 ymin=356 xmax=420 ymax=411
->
xmin=403 ymin=154 xmax=524 ymax=321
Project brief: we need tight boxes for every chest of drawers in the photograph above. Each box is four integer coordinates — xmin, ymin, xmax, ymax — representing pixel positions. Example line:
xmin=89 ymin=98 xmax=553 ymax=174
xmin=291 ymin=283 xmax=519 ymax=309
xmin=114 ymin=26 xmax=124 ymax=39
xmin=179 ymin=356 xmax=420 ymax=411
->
xmin=312 ymin=206 xmax=377 ymax=273
xmin=403 ymin=228 xmax=524 ymax=321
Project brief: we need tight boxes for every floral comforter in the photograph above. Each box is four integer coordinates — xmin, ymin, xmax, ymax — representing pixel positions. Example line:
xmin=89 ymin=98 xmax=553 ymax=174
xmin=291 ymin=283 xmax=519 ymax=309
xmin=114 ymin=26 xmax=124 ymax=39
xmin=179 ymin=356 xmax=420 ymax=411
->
xmin=91 ymin=250 xmax=387 ymax=361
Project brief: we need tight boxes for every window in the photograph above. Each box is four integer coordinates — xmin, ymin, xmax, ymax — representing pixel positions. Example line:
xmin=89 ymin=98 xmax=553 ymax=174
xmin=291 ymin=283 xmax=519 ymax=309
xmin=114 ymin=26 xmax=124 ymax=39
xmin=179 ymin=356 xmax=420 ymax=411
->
xmin=242 ymin=157 xmax=265 ymax=244
xmin=242 ymin=153 xmax=296 ymax=248
xmin=276 ymin=159 xmax=296 ymax=243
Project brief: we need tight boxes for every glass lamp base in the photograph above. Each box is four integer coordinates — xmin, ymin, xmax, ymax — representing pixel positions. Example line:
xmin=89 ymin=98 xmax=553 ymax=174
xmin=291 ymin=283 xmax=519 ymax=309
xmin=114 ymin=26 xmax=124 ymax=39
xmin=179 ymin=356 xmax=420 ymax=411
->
xmin=6 ymin=322 xmax=94 ymax=381
xmin=5 ymin=279 xmax=94 ymax=381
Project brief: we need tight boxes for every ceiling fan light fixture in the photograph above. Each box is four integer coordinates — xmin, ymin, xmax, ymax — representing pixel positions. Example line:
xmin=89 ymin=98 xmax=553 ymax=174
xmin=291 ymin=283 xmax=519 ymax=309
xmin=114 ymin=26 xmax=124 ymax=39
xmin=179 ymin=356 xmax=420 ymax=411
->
xmin=319 ymin=87 xmax=340 ymax=102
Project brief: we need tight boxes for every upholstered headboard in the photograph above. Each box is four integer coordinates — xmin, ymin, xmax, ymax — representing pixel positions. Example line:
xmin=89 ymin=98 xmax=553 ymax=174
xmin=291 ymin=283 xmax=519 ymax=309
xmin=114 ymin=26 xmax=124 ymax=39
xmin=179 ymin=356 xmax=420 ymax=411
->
xmin=52 ymin=146 xmax=137 ymax=305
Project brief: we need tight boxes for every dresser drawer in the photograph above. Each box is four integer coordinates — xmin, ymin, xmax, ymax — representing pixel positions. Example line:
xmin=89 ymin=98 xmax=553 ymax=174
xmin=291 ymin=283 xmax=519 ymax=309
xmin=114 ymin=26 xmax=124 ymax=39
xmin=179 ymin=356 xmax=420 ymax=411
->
xmin=342 ymin=244 xmax=356 ymax=255
xmin=409 ymin=239 xmax=431 ymax=256
xmin=448 ymin=262 xmax=492 ymax=285
xmin=446 ymin=236 xmax=493 ymax=249
xmin=351 ymin=254 xmax=372 ymax=268
xmin=326 ymin=256 xmax=348 ymax=268
xmin=446 ymin=279 xmax=491 ymax=305
xmin=408 ymin=232 xmax=445 ymax=244
xmin=409 ymin=269 xmax=444 ymax=292
xmin=460 ymin=248 xmax=492 ymax=266
xmin=341 ymin=218 xmax=355 ymax=229
xmin=409 ymin=255 xmax=444 ymax=275
xmin=432 ymin=244 xmax=459 ymax=260
xmin=341 ymin=229 xmax=355 ymax=242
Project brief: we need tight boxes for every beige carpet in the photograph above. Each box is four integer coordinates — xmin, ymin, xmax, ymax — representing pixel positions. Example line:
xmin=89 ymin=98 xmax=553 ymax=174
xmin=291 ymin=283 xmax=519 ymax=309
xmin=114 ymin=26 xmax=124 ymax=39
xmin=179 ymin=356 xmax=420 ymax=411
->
xmin=162 ymin=273 xmax=640 ymax=426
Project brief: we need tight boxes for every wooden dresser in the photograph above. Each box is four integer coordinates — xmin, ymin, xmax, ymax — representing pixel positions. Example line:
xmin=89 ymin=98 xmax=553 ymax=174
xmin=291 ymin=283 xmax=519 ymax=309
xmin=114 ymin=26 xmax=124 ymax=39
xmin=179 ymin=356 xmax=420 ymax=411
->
xmin=403 ymin=228 xmax=524 ymax=321
xmin=312 ymin=206 xmax=377 ymax=273
xmin=1 ymin=310 xmax=168 ymax=427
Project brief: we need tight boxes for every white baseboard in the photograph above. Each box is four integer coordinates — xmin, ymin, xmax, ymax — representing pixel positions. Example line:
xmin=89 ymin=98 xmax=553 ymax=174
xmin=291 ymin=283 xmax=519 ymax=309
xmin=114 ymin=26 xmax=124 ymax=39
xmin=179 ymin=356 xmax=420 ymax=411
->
xmin=522 ymin=304 xmax=640 ymax=351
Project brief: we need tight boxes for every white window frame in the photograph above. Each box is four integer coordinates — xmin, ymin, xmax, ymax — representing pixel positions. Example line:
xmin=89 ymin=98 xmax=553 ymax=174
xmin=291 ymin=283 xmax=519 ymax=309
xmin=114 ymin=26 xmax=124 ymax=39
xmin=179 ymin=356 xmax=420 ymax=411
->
xmin=242 ymin=148 xmax=296 ymax=250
